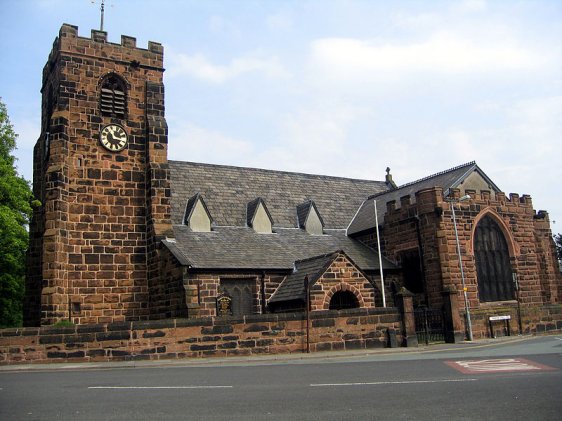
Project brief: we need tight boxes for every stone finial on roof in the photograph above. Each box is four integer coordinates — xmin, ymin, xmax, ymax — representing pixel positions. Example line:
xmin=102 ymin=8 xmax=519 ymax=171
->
xmin=385 ymin=167 xmax=397 ymax=189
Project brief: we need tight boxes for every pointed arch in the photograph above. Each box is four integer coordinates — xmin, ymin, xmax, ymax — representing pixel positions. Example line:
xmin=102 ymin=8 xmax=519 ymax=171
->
xmin=467 ymin=207 xmax=519 ymax=257
xmin=473 ymin=214 xmax=516 ymax=302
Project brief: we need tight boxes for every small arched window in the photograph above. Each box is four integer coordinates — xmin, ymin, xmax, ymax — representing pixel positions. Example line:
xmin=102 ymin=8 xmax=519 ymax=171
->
xmin=329 ymin=290 xmax=359 ymax=310
xmin=100 ymin=74 xmax=126 ymax=118
xmin=474 ymin=215 xmax=515 ymax=302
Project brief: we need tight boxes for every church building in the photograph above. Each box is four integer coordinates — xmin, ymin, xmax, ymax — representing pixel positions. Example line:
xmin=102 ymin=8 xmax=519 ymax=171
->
xmin=23 ymin=24 xmax=562 ymax=341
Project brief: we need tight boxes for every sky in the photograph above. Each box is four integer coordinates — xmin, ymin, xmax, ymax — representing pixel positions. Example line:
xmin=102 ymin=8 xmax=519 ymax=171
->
xmin=1 ymin=0 xmax=561 ymax=232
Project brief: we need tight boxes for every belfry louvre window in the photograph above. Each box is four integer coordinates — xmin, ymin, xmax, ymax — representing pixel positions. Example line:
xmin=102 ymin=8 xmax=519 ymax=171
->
xmin=474 ymin=215 xmax=515 ymax=302
xmin=100 ymin=74 xmax=126 ymax=118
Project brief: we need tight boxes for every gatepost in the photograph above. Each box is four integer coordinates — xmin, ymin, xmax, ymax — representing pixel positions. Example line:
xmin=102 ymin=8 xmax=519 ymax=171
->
xmin=442 ymin=286 xmax=465 ymax=343
xmin=396 ymin=287 xmax=418 ymax=347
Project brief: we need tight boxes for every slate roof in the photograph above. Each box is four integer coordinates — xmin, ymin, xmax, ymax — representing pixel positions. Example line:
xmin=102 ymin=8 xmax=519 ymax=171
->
xmin=169 ymin=161 xmax=388 ymax=229
xmin=347 ymin=161 xmax=500 ymax=235
xmin=268 ymin=251 xmax=340 ymax=304
xmin=163 ymin=226 xmax=396 ymax=271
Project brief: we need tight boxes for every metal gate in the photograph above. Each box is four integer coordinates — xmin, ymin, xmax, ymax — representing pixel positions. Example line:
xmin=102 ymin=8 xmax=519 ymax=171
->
xmin=414 ymin=306 xmax=445 ymax=344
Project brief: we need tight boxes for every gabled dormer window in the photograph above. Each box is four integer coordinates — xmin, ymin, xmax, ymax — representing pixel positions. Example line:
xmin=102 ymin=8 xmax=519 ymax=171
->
xmin=297 ymin=200 xmax=324 ymax=235
xmin=184 ymin=193 xmax=212 ymax=232
xmin=100 ymin=73 xmax=127 ymax=118
xmin=247 ymin=197 xmax=273 ymax=234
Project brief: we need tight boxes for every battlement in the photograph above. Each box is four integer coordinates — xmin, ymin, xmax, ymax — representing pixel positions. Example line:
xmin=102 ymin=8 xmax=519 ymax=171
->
xmin=384 ymin=186 xmax=539 ymax=220
xmin=43 ymin=24 xmax=164 ymax=87
xmin=57 ymin=23 xmax=163 ymax=54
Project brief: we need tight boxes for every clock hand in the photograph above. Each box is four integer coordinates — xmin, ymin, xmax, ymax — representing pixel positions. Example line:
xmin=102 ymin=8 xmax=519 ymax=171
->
xmin=106 ymin=131 xmax=117 ymax=145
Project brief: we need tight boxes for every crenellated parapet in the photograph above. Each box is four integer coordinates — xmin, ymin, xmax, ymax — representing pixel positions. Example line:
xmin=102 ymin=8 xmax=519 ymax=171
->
xmin=379 ymin=185 xmax=560 ymax=310
xmin=43 ymin=24 xmax=163 ymax=87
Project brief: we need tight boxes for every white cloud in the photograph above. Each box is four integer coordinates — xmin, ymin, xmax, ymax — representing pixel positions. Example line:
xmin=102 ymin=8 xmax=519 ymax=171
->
xmin=167 ymin=50 xmax=289 ymax=83
xmin=309 ymin=32 xmax=546 ymax=83
xmin=168 ymin=122 xmax=254 ymax=165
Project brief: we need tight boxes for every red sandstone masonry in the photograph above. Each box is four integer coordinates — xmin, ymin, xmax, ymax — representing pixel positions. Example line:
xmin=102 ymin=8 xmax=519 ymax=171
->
xmin=367 ymin=187 xmax=562 ymax=314
xmin=4 ymin=304 xmax=560 ymax=364
xmin=464 ymin=303 xmax=562 ymax=339
xmin=1 ymin=309 xmax=402 ymax=364
xmin=25 ymin=24 xmax=168 ymax=326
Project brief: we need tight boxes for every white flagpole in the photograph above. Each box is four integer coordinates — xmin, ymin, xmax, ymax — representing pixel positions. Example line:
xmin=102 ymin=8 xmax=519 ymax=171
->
xmin=374 ymin=200 xmax=386 ymax=307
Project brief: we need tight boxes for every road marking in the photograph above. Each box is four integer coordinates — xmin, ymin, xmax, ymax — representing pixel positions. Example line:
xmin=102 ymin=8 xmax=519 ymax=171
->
xmin=446 ymin=358 xmax=556 ymax=374
xmin=88 ymin=386 xmax=233 ymax=390
xmin=310 ymin=379 xmax=478 ymax=387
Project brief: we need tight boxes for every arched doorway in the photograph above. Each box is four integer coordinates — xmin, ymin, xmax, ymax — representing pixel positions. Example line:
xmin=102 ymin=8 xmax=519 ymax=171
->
xmin=329 ymin=290 xmax=359 ymax=310
xmin=474 ymin=215 xmax=515 ymax=302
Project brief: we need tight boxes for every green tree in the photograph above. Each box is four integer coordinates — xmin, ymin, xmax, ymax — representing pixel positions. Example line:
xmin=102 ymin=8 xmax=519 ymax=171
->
xmin=0 ymin=99 xmax=35 ymax=328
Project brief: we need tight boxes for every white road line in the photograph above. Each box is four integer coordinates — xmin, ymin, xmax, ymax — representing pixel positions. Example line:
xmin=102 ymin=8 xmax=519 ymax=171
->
xmin=88 ymin=386 xmax=233 ymax=390
xmin=311 ymin=379 xmax=478 ymax=387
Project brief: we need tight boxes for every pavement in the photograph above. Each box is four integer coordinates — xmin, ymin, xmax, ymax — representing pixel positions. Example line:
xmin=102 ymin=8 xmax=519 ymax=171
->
xmin=3 ymin=332 xmax=556 ymax=372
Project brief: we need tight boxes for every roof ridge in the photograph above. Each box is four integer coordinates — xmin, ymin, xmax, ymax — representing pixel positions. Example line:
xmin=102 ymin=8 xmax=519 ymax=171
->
xmin=293 ymin=249 xmax=342 ymax=266
xmin=169 ymin=160 xmax=386 ymax=184
xmin=369 ymin=161 xmax=476 ymax=198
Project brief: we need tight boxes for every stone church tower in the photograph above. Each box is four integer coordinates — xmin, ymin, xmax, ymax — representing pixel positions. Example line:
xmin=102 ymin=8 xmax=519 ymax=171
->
xmin=24 ymin=24 xmax=172 ymax=326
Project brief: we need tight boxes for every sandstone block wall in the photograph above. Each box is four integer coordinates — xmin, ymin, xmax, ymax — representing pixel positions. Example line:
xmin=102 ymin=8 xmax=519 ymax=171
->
xmin=371 ymin=186 xmax=561 ymax=313
xmin=1 ymin=308 xmax=402 ymax=365
xmin=464 ymin=303 xmax=562 ymax=339
xmin=25 ymin=24 xmax=170 ymax=326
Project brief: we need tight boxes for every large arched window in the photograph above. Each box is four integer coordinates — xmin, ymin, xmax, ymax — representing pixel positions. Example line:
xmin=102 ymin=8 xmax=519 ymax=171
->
xmin=329 ymin=290 xmax=359 ymax=310
xmin=474 ymin=215 xmax=515 ymax=302
xmin=99 ymin=74 xmax=127 ymax=118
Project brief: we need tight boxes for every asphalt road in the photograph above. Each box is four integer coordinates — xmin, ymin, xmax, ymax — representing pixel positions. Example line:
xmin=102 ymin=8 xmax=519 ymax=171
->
xmin=1 ymin=335 xmax=561 ymax=420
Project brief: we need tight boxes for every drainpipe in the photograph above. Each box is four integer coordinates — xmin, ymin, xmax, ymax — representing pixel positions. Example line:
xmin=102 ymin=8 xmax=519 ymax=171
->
xmin=513 ymin=270 xmax=523 ymax=334
xmin=304 ymin=275 xmax=310 ymax=353
xmin=414 ymin=215 xmax=429 ymax=306
xmin=374 ymin=200 xmax=386 ymax=307
xmin=260 ymin=271 xmax=266 ymax=314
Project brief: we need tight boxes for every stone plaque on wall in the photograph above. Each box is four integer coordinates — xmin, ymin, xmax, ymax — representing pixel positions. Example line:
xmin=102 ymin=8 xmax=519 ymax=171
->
xmin=216 ymin=293 xmax=233 ymax=316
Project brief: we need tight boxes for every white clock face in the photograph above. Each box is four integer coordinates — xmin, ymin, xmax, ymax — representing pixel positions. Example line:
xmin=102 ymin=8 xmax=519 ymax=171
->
xmin=100 ymin=124 xmax=128 ymax=152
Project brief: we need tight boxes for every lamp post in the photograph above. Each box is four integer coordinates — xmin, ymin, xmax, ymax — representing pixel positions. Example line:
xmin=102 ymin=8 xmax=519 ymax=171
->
xmin=304 ymin=275 xmax=310 ymax=353
xmin=447 ymin=194 xmax=474 ymax=341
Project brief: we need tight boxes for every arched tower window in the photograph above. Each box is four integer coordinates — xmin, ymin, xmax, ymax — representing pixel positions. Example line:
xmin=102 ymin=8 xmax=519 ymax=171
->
xmin=474 ymin=215 xmax=515 ymax=302
xmin=100 ymin=74 xmax=127 ymax=118
xmin=329 ymin=290 xmax=359 ymax=310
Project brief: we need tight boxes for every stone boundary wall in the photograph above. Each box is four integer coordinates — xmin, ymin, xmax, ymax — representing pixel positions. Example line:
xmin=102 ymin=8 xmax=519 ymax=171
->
xmin=0 ymin=308 xmax=402 ymax=365
xmin=464 ymin=303 xmax=562 ymax=339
